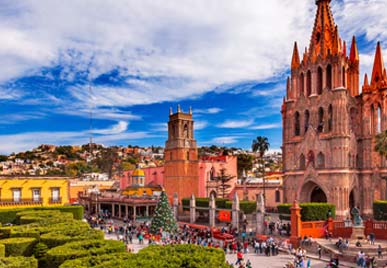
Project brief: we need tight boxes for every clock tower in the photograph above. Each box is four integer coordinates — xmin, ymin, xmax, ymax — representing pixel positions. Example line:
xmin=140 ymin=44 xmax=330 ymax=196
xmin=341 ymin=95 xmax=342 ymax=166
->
xmin=164 ymin=105 xmax=199 ymax=201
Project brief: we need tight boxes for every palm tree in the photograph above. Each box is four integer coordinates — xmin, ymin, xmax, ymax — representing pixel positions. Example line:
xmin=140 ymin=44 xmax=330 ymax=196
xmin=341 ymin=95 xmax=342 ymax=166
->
xmin=251 ymin=136 xmax=270 ymax=202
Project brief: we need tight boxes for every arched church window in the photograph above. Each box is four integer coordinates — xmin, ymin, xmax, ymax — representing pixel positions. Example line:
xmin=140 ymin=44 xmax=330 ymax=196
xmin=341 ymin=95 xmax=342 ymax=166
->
xmin=317 ymin=152 xmax=325 ymax=168
xmin=170 ymin=152 xmax=173 ymax=160
xmin=275 ymin=189 xmax=281 ymax=202
xmin=326 ymin=64 xmax=332 ymax=89
xmin=317 ymin=67 xmax=323 ymax=95
xmin=299 ymin=154 xmax=305 ymax=170
xmin=348 ymin=153 xmax=352 ymax=168
xmin=307 ymin=150 xmax=315 ymax=167
xmin=210 ymin=167 xmax=215 ymax=181
xmin=307 ymin=70 xmax=312 ymax=96
xmin=171 ymin=125 xmax=175 ymax=138
xmin=328 ymin=105 xmax=333 ymax=132
xmin=342 ymin=66 xmax=346 ymax=88
xmin=295 ymin=112 xmax=300 ymax=136
xmin=356 ymin=154 xmax=361 ymax=168
xmin=300 ymin=73 xmax=304 ymax=96
xmin=186 ymin=151 xmax=190 ymax=160
xmin=371 ymin=105 xmax=375 ymax=134
xmin=184 ymin=124 xmax=189 ymax=139
xmin=318 ymin=107 xmax=324 ymax=133
xmin=378 ymin=105 xmax=382 ymax=133
xmin=304 ymin=110 xmax=310 ymax=134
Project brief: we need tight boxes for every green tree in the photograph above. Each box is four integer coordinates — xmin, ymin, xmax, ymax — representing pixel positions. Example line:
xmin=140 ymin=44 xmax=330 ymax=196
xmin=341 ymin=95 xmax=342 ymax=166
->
xmin=251 ymin=136 xmax=270 ymax=201
xmin=0 ymin=155 xmax=8 ymax=162
xmin=214 ymin=168 xmax=235 ymax=199
xmin=150 ymin=191 xmax=177 ymax=234
xmin=375 ymin=130 xmax=387 ymax=159
xmin=237 ymin=154 xmax=254 ymax=178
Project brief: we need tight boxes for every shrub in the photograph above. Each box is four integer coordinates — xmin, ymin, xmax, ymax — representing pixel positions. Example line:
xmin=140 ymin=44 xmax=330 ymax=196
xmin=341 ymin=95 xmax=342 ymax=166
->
xmin=0 ymin=237 xmax=37 ymax=257
xmin=0 ymin=206 xmax=84 ymax=224
xmin=277 ymin=203 xmax=336 ymax=221
xmin=60 ymin=244 xmax=229 ymax=268
xmin=225 ymin=201 xmax=256 ymax=214
xmin=374 ymin=200 xmax=387 ymax=220
xmin=46 ymin=239 xmax=125 ymax=268
xmin=0 ymin=244 xmax=4 ymax=257
xmin=41 ymin=229 xmax=104 ymax=248
xmin=0 ymin=256 xmax=38 ymax=268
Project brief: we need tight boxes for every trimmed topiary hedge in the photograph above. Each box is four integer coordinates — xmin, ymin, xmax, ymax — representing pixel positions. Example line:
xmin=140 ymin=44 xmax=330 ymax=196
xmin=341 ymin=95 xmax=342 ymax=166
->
xmin=224 ymin=200 xmax=256 ymax=214
xmin=0 ymin=256 xmax=38 ymax=268
xmin=181 ymin=198 xmax=229 ymax=209
xmin=0 ymin=237 xmax=37 ymax=257
xmin=277 ymin=203 xmax=336 ymax=221
xmin=374 ymin=200 xmax=387 ymax=220
xmin=40 ymin=228 xmax=104 ymax=248
xmin=0 ymin=244 xmax=4 ymax=257
xmin=45 ymin=239 xmax=125 ymax=268
xmin=60 ymin=244 xmax=229 ymax=268
xmin=0 ymin=206 xmax=83 ymax=224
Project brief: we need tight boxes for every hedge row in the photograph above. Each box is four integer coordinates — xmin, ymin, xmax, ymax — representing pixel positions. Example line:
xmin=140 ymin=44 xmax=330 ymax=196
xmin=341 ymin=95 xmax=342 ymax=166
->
xmin=374 ymin=200 xmax=387 ymax=220
xmin=0 ymin=256 xmax=38 ymax=268
xmin=0 ymin=237 xmax=37 ymax=257
xmin=277 ymin=203 xmax=336 ymax=221
xmin=46 ymin=239 xmax=125 ymax=268
xmin=60 ymin=244 xmax=229 ymax=268
xmin=0 ymin=206 xmax=83 ymax=224
xmin=224 ymin=201 xmax=256 ymax=214
xmin=40 ymin=228 xmax=104 ymax=248
xmin=181 ymin=198 xmax=229 ymax=209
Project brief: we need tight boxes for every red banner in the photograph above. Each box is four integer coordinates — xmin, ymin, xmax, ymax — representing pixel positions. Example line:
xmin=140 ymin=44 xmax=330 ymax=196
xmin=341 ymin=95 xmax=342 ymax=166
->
xmin=218 ymin=211 xmax=231 ymax=222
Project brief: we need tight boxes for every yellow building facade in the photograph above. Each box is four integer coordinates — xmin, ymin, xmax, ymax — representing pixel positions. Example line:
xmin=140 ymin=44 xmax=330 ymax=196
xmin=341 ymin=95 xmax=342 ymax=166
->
xmin=0 ymin=176 xmax=69 ymax=209
xmin=69 ymin=179 xmax=116 ymax=204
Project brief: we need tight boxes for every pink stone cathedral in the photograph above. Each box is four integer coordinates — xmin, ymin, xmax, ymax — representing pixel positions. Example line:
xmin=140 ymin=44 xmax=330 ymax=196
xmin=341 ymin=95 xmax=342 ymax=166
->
xmin=282 ymin=0 xmax=387 ymax=218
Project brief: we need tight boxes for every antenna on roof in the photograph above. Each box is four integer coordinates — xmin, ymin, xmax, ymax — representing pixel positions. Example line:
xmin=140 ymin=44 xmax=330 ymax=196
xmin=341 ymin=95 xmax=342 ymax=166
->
xmin=89 ymin=84 xmax=93 ymax=155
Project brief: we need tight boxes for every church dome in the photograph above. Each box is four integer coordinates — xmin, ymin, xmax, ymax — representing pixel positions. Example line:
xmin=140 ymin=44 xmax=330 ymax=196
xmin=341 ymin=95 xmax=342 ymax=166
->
xmin=132 ymin=168 xmax=145 ymax=177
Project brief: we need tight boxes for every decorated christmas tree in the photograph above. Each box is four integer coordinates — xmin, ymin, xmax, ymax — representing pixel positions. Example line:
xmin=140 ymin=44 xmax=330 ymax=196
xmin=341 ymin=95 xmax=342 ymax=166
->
xmin=150 ymin=191 xmax=178 ymax=234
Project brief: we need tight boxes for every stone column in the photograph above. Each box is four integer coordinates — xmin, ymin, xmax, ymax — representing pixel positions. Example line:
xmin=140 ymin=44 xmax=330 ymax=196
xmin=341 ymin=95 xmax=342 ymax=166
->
xmin=256 ymin=193 xmax=265 ymax=234
xmin=190 ymin=194 xmax=196 ymax=224
xmin=209 ymin=193 xmax=216 ymax=227
xmin=173 ymin=192 xmax=179 ymax=221
xmin=145 ymin=206 xmax=149 ymax=217
xmin=125 ymin=205 xmax=128 ymax=220
xmin=112 ymin=203 xmax=115 ymax=217
xmin=232 ymin=192 xmax=240 ymax=230
xmin=290 ymin=199 xmax=302 ymax=248
xmin=118 ymin=204 xmax=122 ymax=218
xmin=133 ymin=206 xmax=137 ymax=222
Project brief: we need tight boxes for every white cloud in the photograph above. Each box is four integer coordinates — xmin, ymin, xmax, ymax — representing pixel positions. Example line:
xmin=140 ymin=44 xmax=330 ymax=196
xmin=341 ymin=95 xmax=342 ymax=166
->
xmin=194 ymin=120 xmax=208 ymax=130
xmin=217 ymin=119 xmax=253 ymax=128
xmin=151 ymin=123 xmax=168 ymax=132
xmin=0 ymin=0 xmax=317 ymax=106
xmin=0 ymin=88 xmax=24 ymax=100
xmin=194 ymin=107 xmax=222 ymax=114
xmin=211 ymin=136 xmax=238 ymax=145
xmin=92 ymin=121 xmax=128 ymax=135
xmin=250 ymin=123 xmax=281 ymax=130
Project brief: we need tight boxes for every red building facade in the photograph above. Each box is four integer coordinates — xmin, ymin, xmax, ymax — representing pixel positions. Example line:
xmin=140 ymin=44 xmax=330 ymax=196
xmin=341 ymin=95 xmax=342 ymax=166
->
xmin=282 ymin=0 xmax=387 ymax=217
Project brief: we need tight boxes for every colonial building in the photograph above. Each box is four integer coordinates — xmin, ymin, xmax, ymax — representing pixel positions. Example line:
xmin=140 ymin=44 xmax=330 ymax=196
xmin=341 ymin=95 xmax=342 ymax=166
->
xmin=0 ymin=176 xmax=69 ymax=208
xmin=282 ymin=0 xmax=387 ymax=217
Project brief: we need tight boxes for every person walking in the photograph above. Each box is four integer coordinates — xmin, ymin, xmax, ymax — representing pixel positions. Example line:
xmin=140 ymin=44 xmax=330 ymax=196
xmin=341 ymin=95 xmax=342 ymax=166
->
xmin=235 ymin=251 xmax=244 ymax=266
xmin=317 ymin=245 xmax=322 ymax=259
xmin=378 ymin=245 xmax=383 ymax=259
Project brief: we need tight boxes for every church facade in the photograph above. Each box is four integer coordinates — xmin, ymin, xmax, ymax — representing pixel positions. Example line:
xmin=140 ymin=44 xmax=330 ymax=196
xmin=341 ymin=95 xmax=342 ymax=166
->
xmin=282 ymin=0 xmax=387 ymax=217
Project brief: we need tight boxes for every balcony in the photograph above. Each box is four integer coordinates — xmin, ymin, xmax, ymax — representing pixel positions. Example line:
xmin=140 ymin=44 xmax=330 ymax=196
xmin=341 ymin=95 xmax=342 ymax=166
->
xmin=0 ymin=198 xmax=43 ymax=206
xmin=49 ymin=197 xmax=62 ymax=204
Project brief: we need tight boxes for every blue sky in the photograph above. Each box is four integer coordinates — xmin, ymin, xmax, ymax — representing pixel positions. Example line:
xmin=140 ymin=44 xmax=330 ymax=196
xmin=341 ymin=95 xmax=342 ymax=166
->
xmin=0 ymin=0 xmax=387 ymax=154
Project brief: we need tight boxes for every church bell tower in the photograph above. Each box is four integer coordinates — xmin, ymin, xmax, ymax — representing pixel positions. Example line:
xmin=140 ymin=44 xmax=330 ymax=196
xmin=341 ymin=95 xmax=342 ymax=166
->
xmin=164 ymin=105 xmax=199 ymax=200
